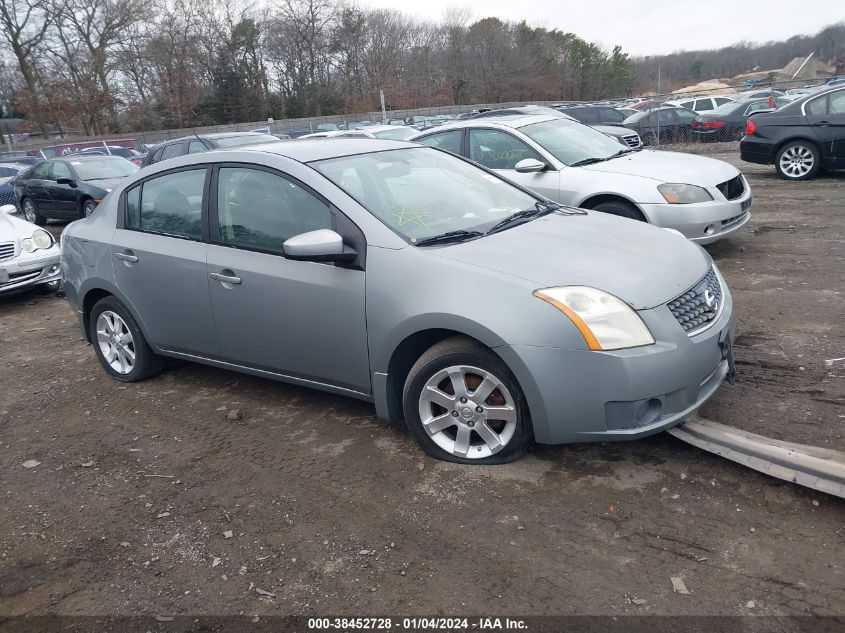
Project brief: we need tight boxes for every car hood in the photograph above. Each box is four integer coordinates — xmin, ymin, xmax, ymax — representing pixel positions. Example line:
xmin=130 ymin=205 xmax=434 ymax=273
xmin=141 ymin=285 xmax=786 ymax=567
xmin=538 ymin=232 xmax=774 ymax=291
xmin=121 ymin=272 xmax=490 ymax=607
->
xmin=581 ymin=149 xmax=738 ymax=186
xmin=84 ymin=177 xmax=126 ymax=192
xmin=0 ymin=210 xmax=38 ymax=239
xmin=430 ymin=211 xmax=710 ymax=310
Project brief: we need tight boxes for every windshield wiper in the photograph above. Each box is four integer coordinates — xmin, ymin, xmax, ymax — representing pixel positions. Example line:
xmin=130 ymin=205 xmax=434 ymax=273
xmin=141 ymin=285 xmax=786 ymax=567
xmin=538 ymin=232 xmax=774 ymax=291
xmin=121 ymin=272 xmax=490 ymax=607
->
xmin=569 ymin=157 xmax=608 ymax=167
xmin=605 ymin=148 xmax=635 ymax=160
xmin=486 ymin=201 xmax=562 ymax=235
xmin=414 ymin=230 xmax=484 ymax=247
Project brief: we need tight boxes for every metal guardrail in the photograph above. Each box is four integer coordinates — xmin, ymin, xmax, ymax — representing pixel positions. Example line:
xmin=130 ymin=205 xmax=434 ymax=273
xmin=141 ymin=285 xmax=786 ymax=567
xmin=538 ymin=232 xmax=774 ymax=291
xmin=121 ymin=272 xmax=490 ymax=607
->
xmin=668 ymin=416 xmax=845 ymax=498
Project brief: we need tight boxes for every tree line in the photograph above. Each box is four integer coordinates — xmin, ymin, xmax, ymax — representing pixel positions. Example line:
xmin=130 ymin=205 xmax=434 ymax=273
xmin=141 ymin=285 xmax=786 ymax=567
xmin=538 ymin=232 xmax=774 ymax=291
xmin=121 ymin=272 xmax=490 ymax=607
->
xmin=0 ymin=0 xmax=636 ymax=136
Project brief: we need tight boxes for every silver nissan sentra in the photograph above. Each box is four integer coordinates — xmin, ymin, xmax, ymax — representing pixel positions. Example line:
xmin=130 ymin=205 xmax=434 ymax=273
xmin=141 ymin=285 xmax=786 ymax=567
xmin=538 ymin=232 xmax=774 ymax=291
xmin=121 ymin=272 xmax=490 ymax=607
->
xmin=61 ymin=139 xmax=735 ymax=464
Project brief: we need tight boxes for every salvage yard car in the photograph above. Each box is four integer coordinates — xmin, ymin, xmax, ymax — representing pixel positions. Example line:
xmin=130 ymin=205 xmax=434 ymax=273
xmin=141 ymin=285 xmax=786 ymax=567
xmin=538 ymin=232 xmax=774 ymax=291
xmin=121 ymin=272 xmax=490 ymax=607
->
xmin=740 ymin=85 xmax=845 ymax=180
xmin=61 ymin=139 xmax=735 ymax=464
xmin=0 ymin=203 xmax=61 ymax=293
xmin=14 ymin=155 xmax=138 ymax=225
xmin=413 ymin=114 xmax=751 ymax=243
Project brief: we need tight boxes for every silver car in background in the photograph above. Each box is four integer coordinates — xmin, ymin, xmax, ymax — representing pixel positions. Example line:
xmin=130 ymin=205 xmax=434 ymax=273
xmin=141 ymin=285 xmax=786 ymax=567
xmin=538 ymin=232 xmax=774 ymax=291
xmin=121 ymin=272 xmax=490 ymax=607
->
xmin=0 ymin=204 xmax=61 ymax=294
xmin=61 ymin=140 xmax=735 ymax=464
xmin=413 ymin=114 xmax=752 ymax=244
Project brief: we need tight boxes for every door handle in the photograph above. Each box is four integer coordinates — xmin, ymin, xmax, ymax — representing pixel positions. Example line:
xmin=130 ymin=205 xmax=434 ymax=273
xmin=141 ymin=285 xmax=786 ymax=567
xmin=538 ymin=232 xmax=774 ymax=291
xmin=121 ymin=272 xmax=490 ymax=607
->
xmin=817 ymin=121 xmax=830 ymax=127
xmin=210 ymin=271 xmax=242 ymax=285
xmin=115 ymin=252 xmax=139 ymax=263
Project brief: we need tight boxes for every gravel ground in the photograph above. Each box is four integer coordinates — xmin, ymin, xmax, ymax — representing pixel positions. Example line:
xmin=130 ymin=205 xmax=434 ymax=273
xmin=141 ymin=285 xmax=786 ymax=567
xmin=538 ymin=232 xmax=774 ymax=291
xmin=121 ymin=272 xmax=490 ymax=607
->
xmin=0 ymin=143 xmax=843 ymax=620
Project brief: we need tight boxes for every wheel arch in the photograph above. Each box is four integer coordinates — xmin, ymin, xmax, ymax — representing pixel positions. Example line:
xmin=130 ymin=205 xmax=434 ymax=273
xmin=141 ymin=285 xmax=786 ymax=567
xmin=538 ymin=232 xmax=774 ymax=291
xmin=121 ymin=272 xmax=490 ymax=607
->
xmin=774 ymin=135 xmax=821 ymax=156
xmin=79 ymin=283 xmax=152 ymax=347
xmin=579 ymin=193 xmax=648 ymax=220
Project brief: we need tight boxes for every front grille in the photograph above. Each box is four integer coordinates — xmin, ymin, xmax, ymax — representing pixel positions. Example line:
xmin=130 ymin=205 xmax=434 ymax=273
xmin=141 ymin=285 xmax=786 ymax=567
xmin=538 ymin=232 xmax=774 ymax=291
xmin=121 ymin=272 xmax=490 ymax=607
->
xmin=668 ymin=267 xmax=723 ymax=335
xmin=0 ymin=241 xmax=15 ymax=261
xmin=716 ymin=174 xmax=745 ymax=200
xmin=721 ymin=212 xmax=748 ymax=229
xmin=622 ymin=133 xmax=641 ymax=148
xmin=0 ymin=270 xmax=40 ymax=287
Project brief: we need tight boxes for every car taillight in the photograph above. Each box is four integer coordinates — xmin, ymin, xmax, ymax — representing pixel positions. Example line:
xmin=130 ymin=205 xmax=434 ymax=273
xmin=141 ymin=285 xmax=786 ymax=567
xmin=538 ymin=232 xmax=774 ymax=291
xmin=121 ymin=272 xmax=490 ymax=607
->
xmin=745 ymin=119 xmax=755 ymax=136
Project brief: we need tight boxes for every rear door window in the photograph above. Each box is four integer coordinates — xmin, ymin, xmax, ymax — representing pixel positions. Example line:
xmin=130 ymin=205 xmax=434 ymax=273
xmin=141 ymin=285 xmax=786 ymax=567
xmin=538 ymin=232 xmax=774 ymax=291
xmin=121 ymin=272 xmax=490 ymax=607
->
xmin=416 ymin=130 xmax=463 ymax=155
xmin=32 ymin=162 xmax=52 ymax=179
xmin=160 ymin=143 xmax=185 ymax=161
xmin=828 ymin=91 xmax=845 ymax=114
xmin=125 ymin=168 xmax=206 ymax=239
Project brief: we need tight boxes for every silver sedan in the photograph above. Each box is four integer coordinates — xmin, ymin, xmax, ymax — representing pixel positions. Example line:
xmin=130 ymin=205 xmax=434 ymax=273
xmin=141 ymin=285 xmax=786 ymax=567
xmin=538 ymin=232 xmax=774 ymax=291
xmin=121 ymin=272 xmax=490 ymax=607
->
xmin=413 ymin=114 xmax=752 ymax=244
xmin=0 ymin=204 xmax=61 ymax=294
xmin=60 ymin=139 xmax=735 ymax=464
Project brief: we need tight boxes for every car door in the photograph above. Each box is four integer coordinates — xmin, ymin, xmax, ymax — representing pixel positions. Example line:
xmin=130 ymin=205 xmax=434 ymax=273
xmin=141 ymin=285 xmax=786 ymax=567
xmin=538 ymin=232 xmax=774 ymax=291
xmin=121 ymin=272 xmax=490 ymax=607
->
xmin=805 ymin=90 xmax=845 ymax=165
xmin=112 ymin=166 xmax=219 ymax=356
xmin=206 ymin=164 xmax=370 ymax=393
xmin=49 ymin=160 xmax=80 ymax=217
xmin=467 ymin=128 xmax=561 ymax=201
xmin=25 ymin=161 xmax=54 ymax=211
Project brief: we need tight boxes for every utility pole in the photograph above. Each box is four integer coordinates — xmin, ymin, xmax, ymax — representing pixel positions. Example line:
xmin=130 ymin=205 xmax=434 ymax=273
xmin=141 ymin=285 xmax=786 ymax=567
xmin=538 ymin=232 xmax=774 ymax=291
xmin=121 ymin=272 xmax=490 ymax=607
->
xmin=380 ymin=90 xmax=387 ymax=124
xmin=656 ymin=65 xmax=661 ymax=146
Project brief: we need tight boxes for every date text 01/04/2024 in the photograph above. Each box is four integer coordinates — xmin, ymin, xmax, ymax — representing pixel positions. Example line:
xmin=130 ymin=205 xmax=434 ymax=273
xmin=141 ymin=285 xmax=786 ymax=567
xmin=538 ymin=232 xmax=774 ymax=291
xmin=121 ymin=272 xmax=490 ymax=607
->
xmin=307 ymin=617 xmax=528 ymax=630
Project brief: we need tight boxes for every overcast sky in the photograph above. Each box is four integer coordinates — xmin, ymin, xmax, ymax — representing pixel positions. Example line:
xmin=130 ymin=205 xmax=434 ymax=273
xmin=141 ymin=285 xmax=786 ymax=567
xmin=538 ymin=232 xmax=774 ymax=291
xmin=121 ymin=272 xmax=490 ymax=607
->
xmin=356 ymin=0 xmax=843 ymax=56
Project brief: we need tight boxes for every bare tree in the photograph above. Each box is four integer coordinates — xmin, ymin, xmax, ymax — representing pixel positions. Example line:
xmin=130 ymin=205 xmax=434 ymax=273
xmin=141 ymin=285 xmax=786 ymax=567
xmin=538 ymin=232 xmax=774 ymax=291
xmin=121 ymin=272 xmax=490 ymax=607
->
xmin=0 ymin=0 xmax=52 ymax=137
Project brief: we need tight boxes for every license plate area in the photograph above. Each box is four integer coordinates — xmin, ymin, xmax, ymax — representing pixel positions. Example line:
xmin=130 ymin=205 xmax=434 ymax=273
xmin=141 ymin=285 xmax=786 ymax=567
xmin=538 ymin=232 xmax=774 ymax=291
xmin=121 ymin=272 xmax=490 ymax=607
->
xmin=0 ymin=268 xmax=9 ymax=283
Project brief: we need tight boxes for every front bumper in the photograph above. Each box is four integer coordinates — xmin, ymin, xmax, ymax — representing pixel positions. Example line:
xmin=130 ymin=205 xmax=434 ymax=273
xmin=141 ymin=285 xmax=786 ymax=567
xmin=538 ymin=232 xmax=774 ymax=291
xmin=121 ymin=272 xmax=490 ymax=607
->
xmin=638 ymin=185 xmax=752 ymax=244
xmin=496 ymin=286 xmax=735 ymax=444
xmin=0 ymin=249 xmax=62 ymax=294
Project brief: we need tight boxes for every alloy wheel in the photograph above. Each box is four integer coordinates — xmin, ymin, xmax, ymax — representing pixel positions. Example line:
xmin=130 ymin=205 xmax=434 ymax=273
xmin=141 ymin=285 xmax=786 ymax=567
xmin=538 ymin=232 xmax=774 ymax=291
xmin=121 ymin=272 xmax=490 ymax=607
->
xmin=418 ymin=364 xmax=517 ymax=459
xmin=96 ymin=310 xmax=136 ymax=375
xmin=23 ymin=199 xmax=36 ymax=223
xmin=779 ymin=145 xmax=814 ymax=178
xmin=84 ymin=200 xmax=97 ymax=217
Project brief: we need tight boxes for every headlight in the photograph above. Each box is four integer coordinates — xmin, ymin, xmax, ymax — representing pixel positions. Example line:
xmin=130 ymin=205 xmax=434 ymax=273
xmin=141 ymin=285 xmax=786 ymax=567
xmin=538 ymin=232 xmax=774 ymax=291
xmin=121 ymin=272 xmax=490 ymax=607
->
xmin=533 ymin=286 xmax=655 ymax=350
xmin=658 ymin=183 xmax=713 ymax=204
xmin=22 ymin=229 xmax=54 ymax=253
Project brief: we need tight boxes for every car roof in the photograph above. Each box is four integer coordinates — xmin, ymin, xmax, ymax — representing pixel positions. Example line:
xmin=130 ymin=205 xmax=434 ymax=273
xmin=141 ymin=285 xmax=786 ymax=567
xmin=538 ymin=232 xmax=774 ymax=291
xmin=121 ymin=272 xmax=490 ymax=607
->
xmin=236 ymin=138 xmax=419 ymax=163
xmin=421 ymin=114 xmax=563 ymax=132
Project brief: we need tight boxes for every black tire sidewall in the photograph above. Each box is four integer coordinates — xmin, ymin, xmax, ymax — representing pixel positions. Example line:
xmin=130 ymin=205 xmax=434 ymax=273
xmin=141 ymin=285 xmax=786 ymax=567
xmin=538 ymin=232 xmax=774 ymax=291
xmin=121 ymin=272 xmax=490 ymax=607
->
xmin=89 ymin=296 xmax=158 ymax=382
xmin=402 ymin=344 xmax=532 ymax=465
xmin=83 ymin=200 xmax=96 ymax=217
xmin=776 ymin=141 xmax=821 ymax=181
xmin=592 ymin=200 xmax=645 ymax=221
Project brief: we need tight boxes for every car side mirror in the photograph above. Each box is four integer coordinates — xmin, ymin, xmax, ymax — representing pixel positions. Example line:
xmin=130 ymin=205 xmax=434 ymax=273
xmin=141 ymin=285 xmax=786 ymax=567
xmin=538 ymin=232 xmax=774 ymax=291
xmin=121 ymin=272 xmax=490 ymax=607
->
xmin=515 ymin=158 xmax=546 ymax=173
xmin=0 ymin=203 xmax=17 ymax=215
xmin=283 ymin=229 xmax=357 ymax=263
xmin=56 ymin=177 xmax=77 ymax=187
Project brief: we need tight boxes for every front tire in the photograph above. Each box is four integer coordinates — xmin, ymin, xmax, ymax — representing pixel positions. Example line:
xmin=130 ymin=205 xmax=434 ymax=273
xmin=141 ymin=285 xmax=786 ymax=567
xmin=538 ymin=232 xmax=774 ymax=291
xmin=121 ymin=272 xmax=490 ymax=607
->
xmin=402 ymin=337 xmax=532 ymax=464
xmin=591 ymin=199 xmax=646 ymax=221
xmin=89 ymin=296 xmax=163 ymax=382
xmin=22 ymin=198 xmax=46 ymax=226
xmin=82 ymin=199 xmax=97 ymax=217
xmin=776 ymin=141 xmax=821 ymax=180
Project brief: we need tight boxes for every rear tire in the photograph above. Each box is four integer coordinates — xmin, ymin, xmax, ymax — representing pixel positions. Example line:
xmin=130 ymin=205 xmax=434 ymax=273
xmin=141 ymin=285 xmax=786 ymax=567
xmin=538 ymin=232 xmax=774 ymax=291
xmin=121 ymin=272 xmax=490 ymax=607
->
xmin=402 ymin=336 xmax=532 ymax=464
xmin=775 ymin=141 xmax=821 ymax=180
xmin=591 ymin=199 xmax=646 ymax=222
xmin=89 ymin=296 xmax=163 ymax=382
xmin=22 ymin=198 xmax=46 ymax=226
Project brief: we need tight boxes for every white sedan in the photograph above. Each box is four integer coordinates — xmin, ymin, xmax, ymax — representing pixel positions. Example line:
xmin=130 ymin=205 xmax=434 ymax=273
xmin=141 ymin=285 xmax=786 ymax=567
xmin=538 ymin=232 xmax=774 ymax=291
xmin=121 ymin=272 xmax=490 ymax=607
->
xmin=413 ymin=114 xmax=751 ymax=244
xmin=301 ymin=125 xmax=418 ymax=141
xmin=0 ymin=204 xmax=61 ymax=294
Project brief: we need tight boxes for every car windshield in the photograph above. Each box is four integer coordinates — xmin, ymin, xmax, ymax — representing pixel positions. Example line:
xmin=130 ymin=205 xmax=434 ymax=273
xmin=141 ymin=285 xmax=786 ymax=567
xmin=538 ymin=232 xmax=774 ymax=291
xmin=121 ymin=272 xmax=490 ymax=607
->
xmin=313 ymin=147 xmax=540 ymax=243
xmin=519 ymin=118 xmax=632 ymax=166
xmin=213 ymin=134 xmax=278 ymax=148
xmin=69 ymin=158 xmax=138 ymax=180
xmin=372 ymin=127 xmax=417 ymax=141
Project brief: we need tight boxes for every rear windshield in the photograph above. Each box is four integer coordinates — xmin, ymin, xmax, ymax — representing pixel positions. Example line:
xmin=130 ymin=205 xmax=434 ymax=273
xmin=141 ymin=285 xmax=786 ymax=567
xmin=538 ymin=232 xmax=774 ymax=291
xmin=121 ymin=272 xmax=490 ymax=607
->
xmin=69 ymin=158 xmax=139 ymax=180
xmin=213 ymin=134 xmax=278 ymax=148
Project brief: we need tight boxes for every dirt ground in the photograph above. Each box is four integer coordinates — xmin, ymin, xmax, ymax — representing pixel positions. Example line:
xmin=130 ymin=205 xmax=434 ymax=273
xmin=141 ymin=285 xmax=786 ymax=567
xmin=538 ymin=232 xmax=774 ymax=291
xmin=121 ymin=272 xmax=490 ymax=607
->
xmin=1 ymin=143 xmax=843 ymax=621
